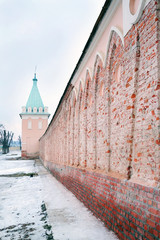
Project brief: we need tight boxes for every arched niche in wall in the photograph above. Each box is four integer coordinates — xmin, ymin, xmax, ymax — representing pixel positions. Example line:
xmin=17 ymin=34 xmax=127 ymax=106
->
xmin=93 ymin=54 xmax=104 ymax=101
xmin=114 ymin=64 xmax=122 ymax=84
xmin=92 ymin=54 xmax=104 ymax=115
xmin=105 ymin=27 xmax=124 ymax=68
xmin=77 ymin=80 xmax=86 ymax=167
xmin=93 ymin=53 xmax=104 ymax=99
xmin=87 ymin=53 xmax=104 ymax=169
xmin=105 ymin=27 xmax=124 ymax=88
xmin=92 ymin=54 xmax=104 ymax=169
xmin=105 ymin=29 xmax=125 ymax=176
xmin=77 ymin=80 xmax=84 ymax=111
xmin=100 ymin=81 xmax=104 ymax=96
xmin=84 ymin=69 xmax=92 ymax=168
xmin=67 ymin=101 xmax=72 ymax=165
xmin=75 ymin=81 xmax=83 ymax=167
xmin=71 ymin=89 xmax=77 ymax=109
xmin=85 ymin=68 xmax=92 ymax=84
xmin=84 ymin=69 xmax=92 ymax=107
xmin=93 ymin=53 xmax=104 ymax=82
xmin=71 ymin=89 xmax=77 ymax=166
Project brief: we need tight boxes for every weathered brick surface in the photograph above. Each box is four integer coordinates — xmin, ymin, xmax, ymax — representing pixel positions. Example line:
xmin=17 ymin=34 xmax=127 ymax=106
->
xmin=40 ymin=1 xmax=160 ymax=239
xmin=42 ymin=161 xmax=160 ymax=240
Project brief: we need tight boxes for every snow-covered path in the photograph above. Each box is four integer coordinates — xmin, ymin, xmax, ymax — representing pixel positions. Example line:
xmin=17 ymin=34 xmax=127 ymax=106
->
xmin=0 ymin=151 xmax=118 ymax=240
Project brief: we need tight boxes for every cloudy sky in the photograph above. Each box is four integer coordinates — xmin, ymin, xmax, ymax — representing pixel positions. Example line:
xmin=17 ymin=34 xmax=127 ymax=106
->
xmin=0 ymin=0 xmax=105 ymax=140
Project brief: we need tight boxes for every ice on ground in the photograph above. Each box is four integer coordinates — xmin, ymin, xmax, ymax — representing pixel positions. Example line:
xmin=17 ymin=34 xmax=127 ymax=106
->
xmin=0 ymin=151 xmax=36 ymax=175
xmin=0 ymin=168 xmax=52 ymax=239
xmin=0 ymin=150 xmax=21 ymax=160
xmin=0 ymin=152 xmax=118 ymax=240
xmin=37 ymin=161 xmax=118 ymax=240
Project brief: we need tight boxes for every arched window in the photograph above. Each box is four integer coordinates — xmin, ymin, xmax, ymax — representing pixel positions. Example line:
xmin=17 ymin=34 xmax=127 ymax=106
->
xmin=28 ymin=120 xmax=32 ymax=129
xmin=28 ymin=107 xmax=31 ymax=113
xmin=129 ymin=0 xmax=140 ymax=15
xmin=44 ymin=107 xmax=48 ymax=113
xmin=38 ymin=121 xmax=42 ymax=129
xmin=33 ymin=107 xmax=37 ymax=113
xmin=39 ymin=107 xmax=43 ymax=113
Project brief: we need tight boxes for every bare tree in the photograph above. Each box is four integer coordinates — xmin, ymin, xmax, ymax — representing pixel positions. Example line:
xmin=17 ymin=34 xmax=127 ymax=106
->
xmin=2 ymin=130 xmax=14 ymax=154
xmin=0 ymin=124 xmax=4 ymax=145
xmin=18 ymin=135 xmax=22 ymax=150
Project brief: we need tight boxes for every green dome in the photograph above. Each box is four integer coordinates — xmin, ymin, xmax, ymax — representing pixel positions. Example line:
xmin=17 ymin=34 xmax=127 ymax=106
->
xmin=26 ymin=74 xmax=44 ymax=111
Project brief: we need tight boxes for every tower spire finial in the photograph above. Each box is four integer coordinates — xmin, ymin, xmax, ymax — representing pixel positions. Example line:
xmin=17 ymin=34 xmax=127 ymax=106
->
xmin=34 ymin=65 xmax=37 ymax=79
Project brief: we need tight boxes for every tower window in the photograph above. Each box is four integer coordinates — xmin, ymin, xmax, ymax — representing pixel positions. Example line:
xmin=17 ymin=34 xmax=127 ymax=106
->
xmin=28 ymin=120 xmax=32 ymax=129
xmin=28 ymin=107 xmax=32 ymax=113
xmin=38 ymin=121 xmax=42 ymax=129
xmin=39 ymin=107 xmax=43 ymax=113
xmin=33 ymin=107 xmax=37 ymax=113
xmin=44 ymin=107 xmax=48 ymax=113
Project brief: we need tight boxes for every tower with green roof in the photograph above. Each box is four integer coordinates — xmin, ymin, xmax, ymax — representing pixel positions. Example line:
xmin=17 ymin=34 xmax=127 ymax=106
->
xmin=20 ymin=73 xmax=50 ymax=158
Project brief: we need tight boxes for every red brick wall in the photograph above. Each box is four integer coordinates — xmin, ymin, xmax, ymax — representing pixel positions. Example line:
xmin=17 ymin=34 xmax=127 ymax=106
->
xmin=43 ymin=161 xmax=160 ymax=240
xmin=39 ymin=1 xmax=160 ymax=239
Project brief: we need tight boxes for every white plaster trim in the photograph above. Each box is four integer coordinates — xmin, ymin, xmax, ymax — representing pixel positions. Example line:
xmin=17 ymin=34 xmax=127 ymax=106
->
xmin=145 ymin=0 xmax=151 ymax=6
xmin=123 ymin=0 xmax=150 ymax=36
xmin=71 ymin=0 xmax=121 ymax=86
xmin=22 ymin=115 xmax=48 ymax=120
xmin=129 ymin=0 xmax=145 ymax=24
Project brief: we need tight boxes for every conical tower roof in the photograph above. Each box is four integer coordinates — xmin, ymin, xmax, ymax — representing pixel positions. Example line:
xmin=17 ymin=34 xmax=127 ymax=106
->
xmin=20 ymin=73 xmax=50 ymax=118
xmin=26 ymin=73 xmax=44 ymax=110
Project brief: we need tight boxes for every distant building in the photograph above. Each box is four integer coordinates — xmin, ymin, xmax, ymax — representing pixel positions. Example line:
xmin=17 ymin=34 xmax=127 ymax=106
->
xmin=20 ymin=73 xmax=50 ymax=158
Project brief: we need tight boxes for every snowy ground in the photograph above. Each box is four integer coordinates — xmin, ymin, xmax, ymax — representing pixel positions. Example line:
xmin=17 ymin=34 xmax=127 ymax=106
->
xmin=0 ymin=151 xmax=118 ymax=240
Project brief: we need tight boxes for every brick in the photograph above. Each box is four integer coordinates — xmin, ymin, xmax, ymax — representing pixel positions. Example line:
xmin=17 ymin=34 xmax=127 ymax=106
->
xmin=39 ymin=1 xmax=159 ymax=239
xmin=148 ymin=207 xmax=158 ymax=215
xmin=146 ymin=219 xmax=156 ymax=228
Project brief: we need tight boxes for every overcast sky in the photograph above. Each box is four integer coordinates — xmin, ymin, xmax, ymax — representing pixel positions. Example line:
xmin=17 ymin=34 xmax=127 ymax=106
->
xmin=0 ymin=0 xmax=105 ymax=140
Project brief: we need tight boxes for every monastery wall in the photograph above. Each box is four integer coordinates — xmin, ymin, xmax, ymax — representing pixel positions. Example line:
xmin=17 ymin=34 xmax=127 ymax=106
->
xmin=40 ymin=1 xmax=160 ymax=239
